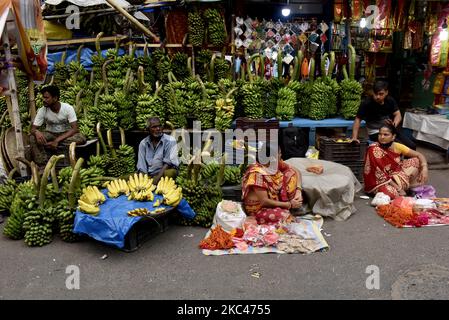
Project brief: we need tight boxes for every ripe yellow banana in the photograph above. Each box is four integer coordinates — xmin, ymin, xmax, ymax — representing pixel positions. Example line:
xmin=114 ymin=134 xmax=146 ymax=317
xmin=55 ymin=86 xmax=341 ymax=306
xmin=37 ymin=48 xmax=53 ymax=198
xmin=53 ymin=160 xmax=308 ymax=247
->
xmin=78 ymin=200 xmax=100 ymax=215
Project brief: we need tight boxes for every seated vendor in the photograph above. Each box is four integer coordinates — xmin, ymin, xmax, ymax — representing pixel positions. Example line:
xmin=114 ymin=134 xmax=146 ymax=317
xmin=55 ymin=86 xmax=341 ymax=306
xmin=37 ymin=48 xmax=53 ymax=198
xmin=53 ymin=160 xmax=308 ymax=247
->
xmin=137 ymin=117 xmax=179 ymax=184
xmin=364 ymin=123 xmax=429 ymax=199
xmin=241 ymin=142 xmax=303 ymax=224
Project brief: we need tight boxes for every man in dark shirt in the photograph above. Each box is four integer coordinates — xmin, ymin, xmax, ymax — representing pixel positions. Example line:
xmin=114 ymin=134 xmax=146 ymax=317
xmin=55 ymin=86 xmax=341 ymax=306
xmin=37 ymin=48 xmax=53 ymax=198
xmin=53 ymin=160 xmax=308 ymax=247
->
xmin=351 ymin=81 xmax=416 ymax=150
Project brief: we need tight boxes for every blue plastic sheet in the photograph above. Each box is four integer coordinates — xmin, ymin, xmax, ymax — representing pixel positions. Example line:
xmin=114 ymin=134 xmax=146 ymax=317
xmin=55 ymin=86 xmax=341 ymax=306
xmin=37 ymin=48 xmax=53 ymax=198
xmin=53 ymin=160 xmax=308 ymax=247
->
xmin=73 ymin=189 xmax=196 ymax=249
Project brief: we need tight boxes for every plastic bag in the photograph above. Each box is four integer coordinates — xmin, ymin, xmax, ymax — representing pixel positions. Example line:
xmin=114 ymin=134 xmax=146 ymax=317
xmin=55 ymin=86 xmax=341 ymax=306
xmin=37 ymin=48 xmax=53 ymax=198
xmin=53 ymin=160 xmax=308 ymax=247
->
xmin=410 ymin=185 xmax=436 ymax=199
xmin=371 ymin=192 xmax=391 ymax=207
xmin=305 ymin=146 xmax=319 ymax=159
xmin=212 ymin=200 xmax=247 ymax=233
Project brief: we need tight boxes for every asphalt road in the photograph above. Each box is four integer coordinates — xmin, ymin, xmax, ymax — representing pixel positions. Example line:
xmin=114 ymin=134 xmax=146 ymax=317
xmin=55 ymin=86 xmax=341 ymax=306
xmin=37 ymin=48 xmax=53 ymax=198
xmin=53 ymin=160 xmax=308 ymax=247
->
xmin=1 ymin=165 xmax=449 ymax=300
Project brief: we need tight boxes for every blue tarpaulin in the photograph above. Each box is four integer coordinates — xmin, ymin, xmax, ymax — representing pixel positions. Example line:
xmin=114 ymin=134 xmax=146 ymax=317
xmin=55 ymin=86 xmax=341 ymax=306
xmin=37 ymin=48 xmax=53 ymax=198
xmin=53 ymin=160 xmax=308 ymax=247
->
xmin=73 ymin=189 xmax=195 ymax=249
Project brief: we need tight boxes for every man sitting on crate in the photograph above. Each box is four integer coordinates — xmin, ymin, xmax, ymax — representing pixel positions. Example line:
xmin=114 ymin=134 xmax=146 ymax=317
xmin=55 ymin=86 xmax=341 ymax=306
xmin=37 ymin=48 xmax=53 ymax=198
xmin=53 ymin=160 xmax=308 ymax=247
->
xmin=30 ymin=85 xmax=86 ymax=167
xmin=351 ymin=80 xmax=416 ymax=150
xmin=137 ymin=117 xmax=179 ymax=184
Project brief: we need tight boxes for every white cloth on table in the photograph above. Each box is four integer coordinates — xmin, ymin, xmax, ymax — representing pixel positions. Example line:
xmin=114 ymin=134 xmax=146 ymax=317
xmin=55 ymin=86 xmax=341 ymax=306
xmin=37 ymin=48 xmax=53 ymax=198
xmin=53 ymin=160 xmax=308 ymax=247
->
xmin=285 ymin=158 xmax=362 ymax=221
xmin=403 ymin=113 xmax=449 ymax=150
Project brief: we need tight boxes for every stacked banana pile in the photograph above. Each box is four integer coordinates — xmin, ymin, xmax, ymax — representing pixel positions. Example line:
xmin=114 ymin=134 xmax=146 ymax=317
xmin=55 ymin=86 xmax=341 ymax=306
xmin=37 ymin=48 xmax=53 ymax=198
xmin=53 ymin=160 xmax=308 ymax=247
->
xmin=204 ymin=8 xmax=226 ymax=47
xmin=276 ymin=87 xmax=297 ymax=120
xmin=127 ymin=207 xmax=165 ymax=217
xmin=78 ymin=186 xmax=106 ymax=215
xmin=188 ymin=11 xmax=205 ymax=47
xmin=155 ymin=177 xmax=183 ymax=207
xmin=127 ymin=173 xmax=156 ymax=201
xmin=106 ymin=179 xmax=129 ymax=198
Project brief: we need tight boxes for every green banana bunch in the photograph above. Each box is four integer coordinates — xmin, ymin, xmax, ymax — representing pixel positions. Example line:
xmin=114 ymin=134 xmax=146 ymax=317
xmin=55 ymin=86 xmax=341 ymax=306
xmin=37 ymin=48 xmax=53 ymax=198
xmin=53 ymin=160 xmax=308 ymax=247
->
xmin=0 ymin=179 xmax=17 ymax=213
xmin=196 ymin=50 xmax=212 ymax=81
xmin=23 ymin=206 xmax=56 ymax=247
xmin=241 ymin=82 xmax=264 ymax=119
xmin=276 ymin=87 xmax=296 ymax=120
xmin=57 ymin=198 xmax=78 ymax=243
xmin=309 ymin=81 xmax=330 ymax=120
xmin=340 ymin=78 xmax=363 ymax=119
xmin=213 ymin=58 xmax=230 ymax=81
xmin=96 ymin=94 xmax=117 ymax=129
xmin=3 ymin=181 xmax=38 ymax=240
xmin=172 ymin=52 xmax=191 ymax=81
xmin=136 ymin=92 xmax=165 ymax=129
xmin=223 ymin=166 xmax=242 ymax=185
xmin=78 ymin=114 xmax=97 ymax=140
xmin=188 ymin=11 xmax=205 ymax=46
xmin=114 ymin=91 xmax=135 ymax=130
xmin=204 ymin=8 xmax=226 ymax=47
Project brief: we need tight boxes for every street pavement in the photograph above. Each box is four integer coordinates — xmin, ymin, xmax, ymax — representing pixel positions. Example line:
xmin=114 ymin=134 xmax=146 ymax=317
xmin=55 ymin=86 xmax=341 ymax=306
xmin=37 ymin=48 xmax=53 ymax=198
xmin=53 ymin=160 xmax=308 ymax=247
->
xmin=1 ymin=146 xmax=449 ymax=300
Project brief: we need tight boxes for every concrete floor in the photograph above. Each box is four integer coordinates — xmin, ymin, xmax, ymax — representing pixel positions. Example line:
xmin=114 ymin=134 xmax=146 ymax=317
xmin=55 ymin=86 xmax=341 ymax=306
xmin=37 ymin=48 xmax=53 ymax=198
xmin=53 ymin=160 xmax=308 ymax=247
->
xmin=1 ymin=142 xmax=448 ymax=300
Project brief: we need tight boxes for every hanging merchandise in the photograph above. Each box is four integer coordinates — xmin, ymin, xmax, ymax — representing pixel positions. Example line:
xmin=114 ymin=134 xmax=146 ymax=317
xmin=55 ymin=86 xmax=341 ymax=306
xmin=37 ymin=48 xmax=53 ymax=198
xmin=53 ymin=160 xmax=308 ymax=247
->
xmin=334 ymin=0 xmax=344 ymax=23
xmin=432 ymin=73 xmax=445 ymax=95
xmin=393 ymin=0 xmax=408 ymax=31
xmin=430 ymin=3 xmax=449 ymax=67
xmin=350 ymin=0 xmax=363 ymax=21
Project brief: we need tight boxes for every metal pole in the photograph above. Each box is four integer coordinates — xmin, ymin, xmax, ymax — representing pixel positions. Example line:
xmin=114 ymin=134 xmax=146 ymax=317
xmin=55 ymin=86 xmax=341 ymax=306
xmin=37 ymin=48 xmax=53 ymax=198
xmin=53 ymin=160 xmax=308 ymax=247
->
xmin=2 ymin=20 xmax=28 ymax=177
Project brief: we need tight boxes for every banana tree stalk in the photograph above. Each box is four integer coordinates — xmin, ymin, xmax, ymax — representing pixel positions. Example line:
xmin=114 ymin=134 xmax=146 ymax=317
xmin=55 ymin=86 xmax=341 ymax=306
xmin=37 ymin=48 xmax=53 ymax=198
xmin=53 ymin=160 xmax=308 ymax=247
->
xmin=309 ymin=57 xmax=315 ymax=81
xmin=187 ymin=57 xmax=193 ymax=77
xmin=106 ymin=129 xmax=117 ymax=158
xmin=94 ymin=85 xmax=104 ymax=109
xmin=89 ymin=70 xmax=95 ymax=86
xmin=30 ymin=162 xmax=40 ymax=191
xmin=96 ymin=122 xmax=108 ymax=155
xmin=295 ymin=50 xmax=304 ymax=81
xmin=69 ymin=142 xmax=77 ymax=169
xmin=209 ymin=54 xmax=216 ymax=82
xmin=216 ymin=153 xmax=227 ymax=188
xmin=328 ymin=51 xmax=336 ymax=78
xmin=51 ymin=165 xmax=59 ymax=191
xmin=39 ymin=155 xmax=64 ymax=208
xmin=348 ymin=44 xmax=356 ymax=81
xmin=277 ymin=51 xmax=283 ymax=79
xmin=342 ymin=65 xmax=349 ymax=80
xmin=102 ymin=59 xmax=113 ymax=95
xmin=124 ymin=68 xmax=132 ymax=93
xmin=75 ymin=89 xmax=84 ymax=114
xmin=137 ymin=66 xmax=147 ymax=94
xmin=68 ymin=158 xmax=84 ymax=210
xmin=247 ymin=53 xmax=260 ymax=83
xmin=95 ymin=32 xmax=104 ymax=54
xmin=321 ymin=52 xmax=329 ymax=77
xmin=119 ymin=127 xmax=126 ymax=146
xmin=77 ymin=45 xmax=84 ymax=62
xmin=291 ymin=57 xmax=299 ymax=83
xmin=7 ymin=167 xmax=17 ymax=179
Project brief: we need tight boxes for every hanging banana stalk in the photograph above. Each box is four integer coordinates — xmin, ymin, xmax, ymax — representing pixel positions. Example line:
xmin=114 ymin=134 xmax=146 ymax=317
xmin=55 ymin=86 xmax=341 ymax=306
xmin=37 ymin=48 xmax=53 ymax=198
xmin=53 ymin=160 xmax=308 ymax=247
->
xmin=68 ymin=158 xmax=84 ymax=210
xmin=106 ymin=129 xmax=117 ymax=158
xmin=39 ymin=155 xmax=64 ymax=208
xmin=309 ymin=57 xmax=315 ymax=81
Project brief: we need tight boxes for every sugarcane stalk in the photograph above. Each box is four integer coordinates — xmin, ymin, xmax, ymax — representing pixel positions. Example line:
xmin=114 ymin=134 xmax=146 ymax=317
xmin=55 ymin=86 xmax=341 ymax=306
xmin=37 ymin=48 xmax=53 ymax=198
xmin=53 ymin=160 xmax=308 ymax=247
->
xmin=68 ymin=158 xmax=84 ymax=210
xmin=39 ymin=155 xmax=64 ymax=208
xmin=106 ymin=129 xmax=117 ymax=158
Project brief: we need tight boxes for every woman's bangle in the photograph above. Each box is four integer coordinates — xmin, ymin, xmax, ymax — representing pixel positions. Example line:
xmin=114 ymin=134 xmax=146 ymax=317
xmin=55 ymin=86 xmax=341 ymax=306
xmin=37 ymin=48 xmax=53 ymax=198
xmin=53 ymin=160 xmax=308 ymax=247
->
xmin=287 ymin=201 xmax=292 ymax=209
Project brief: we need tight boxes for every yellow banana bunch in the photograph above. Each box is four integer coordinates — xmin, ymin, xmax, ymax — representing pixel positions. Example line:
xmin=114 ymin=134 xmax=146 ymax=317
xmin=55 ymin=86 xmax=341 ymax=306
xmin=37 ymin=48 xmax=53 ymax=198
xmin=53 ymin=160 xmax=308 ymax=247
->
xmin=107 ymin=179 xmax=130 ymax=198
xmin=155 ymin=177 xmax=176 ymax=195
xmin=128 ymin=188 xmax=154 ymax=202
xmin=153 ymin=199 xmax=161 ymax=207
xmin=80 ymin=186 xmax=106 ymax=205
xmin=127 ymin=208 xmax=150 ymax=217
xmin=128 ymin=172 xmax=154 ymax=193
xmin=163 ymin=186 xmax=183 ymax=207
xmin=78 ymin=199 xmax=100 ymax=215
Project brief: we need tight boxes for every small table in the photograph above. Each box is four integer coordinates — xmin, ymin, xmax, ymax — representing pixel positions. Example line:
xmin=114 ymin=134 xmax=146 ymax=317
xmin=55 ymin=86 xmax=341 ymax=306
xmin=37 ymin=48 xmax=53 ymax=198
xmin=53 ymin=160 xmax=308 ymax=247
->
xmin=403 ymin=112 xmax=449 ymax=158
xmin=279 ymin=117 xmax=366 ymax=146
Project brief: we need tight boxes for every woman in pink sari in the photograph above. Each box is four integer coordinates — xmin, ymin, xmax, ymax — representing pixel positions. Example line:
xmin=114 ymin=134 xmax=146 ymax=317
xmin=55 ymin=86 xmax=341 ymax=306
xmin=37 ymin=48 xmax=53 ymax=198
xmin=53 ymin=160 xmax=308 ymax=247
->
xmin=241 ymin=143 xmax=303 ymax=224
xmin=364 ymin=123 xmax=429 ymax=199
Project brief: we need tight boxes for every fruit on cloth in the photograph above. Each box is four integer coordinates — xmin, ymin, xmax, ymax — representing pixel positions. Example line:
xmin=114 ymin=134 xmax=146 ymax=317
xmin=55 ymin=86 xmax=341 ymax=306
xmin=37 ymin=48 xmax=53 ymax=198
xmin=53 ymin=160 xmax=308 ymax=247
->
xmin=188 ymin=11 xmax=205 ymax=47
xmin=79 ymin=186 xmax=106 ymax=206
xmin=155 ymin=176 xmax=183 ymax=207
xmin=78 ymin=199 xmax=100 ymax=215
xmin=127 ymin=208 xmax=150 ymax=217
xmin=127 ymin=173 xmax=156 ymax=201
xmin=155 ymin=176 xmax=177 ymax=195
xmin=106 ymin=179 xmax=130 ymax=198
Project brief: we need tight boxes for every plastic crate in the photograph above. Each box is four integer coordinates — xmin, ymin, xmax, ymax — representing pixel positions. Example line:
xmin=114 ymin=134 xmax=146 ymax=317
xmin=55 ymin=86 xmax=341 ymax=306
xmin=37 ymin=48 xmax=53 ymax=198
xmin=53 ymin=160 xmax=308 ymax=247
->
xmin=122 ymin=209 xmax=173 ymax=252
xmin=318 ymin=137 xmax=368 ymax=162
xmin=338 ymin=160 xmax=365 ymax=182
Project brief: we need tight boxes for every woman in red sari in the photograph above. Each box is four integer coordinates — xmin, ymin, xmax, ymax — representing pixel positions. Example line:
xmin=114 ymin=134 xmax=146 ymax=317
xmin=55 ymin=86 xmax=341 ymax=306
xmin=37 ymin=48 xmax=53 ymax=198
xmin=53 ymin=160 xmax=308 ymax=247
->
xmin=241 ymin=143 xmax=303 ymax=224
xmin=364 ymin=123 xmax=428 ymax=199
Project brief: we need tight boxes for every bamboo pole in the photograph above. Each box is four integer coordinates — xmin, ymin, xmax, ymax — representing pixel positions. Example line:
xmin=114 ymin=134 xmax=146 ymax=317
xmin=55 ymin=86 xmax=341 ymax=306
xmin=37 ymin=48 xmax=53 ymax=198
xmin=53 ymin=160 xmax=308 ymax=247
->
xmin=104 ymin=0 xmax=160 ymax=42
xmin=2 ymin=22 xmax=27 ymax=177
xmin=28 ymin=78 xmax=36 ymax=123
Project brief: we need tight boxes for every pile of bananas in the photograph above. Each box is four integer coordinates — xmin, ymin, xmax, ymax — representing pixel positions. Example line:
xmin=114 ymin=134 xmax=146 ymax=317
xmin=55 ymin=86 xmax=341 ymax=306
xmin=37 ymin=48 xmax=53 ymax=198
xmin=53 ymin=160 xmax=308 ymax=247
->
xmin=215 ymin=97 xmax=235 ymax=131
xmin=78 ymin=113 xmax=97 ymax=139
xmin=171 ymin=52 xmax=191 ymax=81
xmin=204 ymin=8 xmax=226 ymax=47
xmin=276 ymin=87 xmax=297 ymax=120
xmin=309 ymin=81 xmax=330 ymax=120
xmin=127 ymin=207 xmax=166 ymax=217
xmin=340 ymin=78 xmax=363 ymax=119
xmin=196 ymin=50 xmax=212 ymax=81
xmin=0 ymin=179 xmax=16 ymax=213
xmin=23 ymin=207 xmax=56 ymax=247
xmin=96 ymin=94 xmax=118 ymax=129
xmin=117 ymin=145 xmax=136 ymax=175
xmin=3 ymin=181 xmax=37 ymax=240
xmin=223 ymin=166 xmax=242 ymax=186
xmin=321 ymin=77 xmax=340 ymax=117
xmin=155 ymin=177 xmax=183 ymax=207
xmin=78 ymin=186 xmax=106 ymax=215
xmin=107 ymin=179 xmax=130 ymax=198
xmin=114 ymin=91 xmax=135 ymax=130
xmin=127 ymin=173 xmax=156 ymax=201
xmin=264 ymin=78 xmax=282 ymax=118
xmin=188 ymin=11 xmax=205 ymax=46
xmin=164 ymin=81 xmax=189 ymax=128
xmin=213 ymin=58 xmax=230 ymax=82
xmin=136 ymin=93 xmax=165 ymax=129
xmin=56 ymin=199 xmax=78 ymax=243
xmin=241 ymin=82 xmax=263 ymax=119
